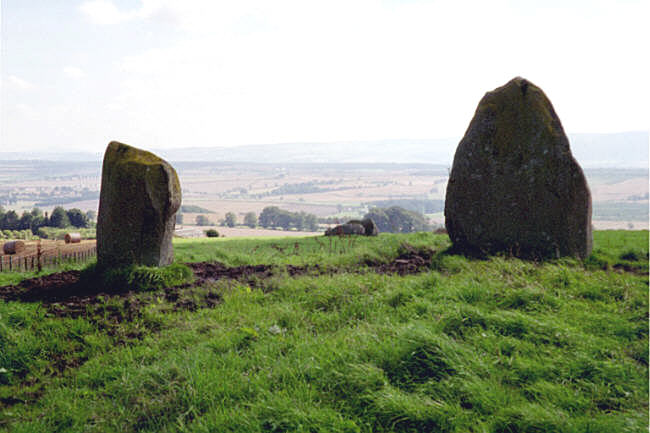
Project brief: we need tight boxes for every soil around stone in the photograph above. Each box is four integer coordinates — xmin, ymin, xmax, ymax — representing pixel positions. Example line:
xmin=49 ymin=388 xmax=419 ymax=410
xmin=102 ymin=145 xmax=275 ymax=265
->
xmin=0 ymin=245 xmax=436 ymax=314
xmin=1 ymin=244 xmax=643 ymax=315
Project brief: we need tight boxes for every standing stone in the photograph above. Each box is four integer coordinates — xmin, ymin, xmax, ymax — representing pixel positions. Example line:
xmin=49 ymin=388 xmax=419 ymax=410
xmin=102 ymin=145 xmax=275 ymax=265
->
xmin=97 ymin=141 xmax=181 ymax=269
xmin=347 ymin=218 xmax=379 ymax=236
xmin=325 ymin=223 xmax=365 ymax=236
xmin=445 ymin=77 xmax=592 ymax=259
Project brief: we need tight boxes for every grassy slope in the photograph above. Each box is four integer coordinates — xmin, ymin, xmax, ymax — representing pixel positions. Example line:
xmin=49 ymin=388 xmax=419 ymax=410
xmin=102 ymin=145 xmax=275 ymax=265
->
xmin=0 ymin=231 xmax=648 ymax=432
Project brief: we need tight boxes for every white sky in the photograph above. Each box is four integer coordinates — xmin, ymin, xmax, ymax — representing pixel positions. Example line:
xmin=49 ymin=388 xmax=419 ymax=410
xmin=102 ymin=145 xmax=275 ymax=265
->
xmin=1 ymin=0 xmax=648 ymax=153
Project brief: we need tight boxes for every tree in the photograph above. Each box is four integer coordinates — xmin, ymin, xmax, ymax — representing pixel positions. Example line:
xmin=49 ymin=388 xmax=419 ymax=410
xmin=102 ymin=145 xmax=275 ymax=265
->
xmin=243 ymin=212 xmax=258 ymax=228
xmin=196 ymin=214 xmax=210 ymax=226
xmin=304 ymin=214 xmax=319 ymax=231
xmin=294 ymin=212 xmax=306 ymax=231
xmin=176 ymin=213 xmax=184 ymax=225
xmin=50 ymin=207 xmax=70 ymax=228
xmin=30 ymin=214 xmax=47 ymax=234
xmin=258 ymin=206 xmax=318 ymax=231
xmin=18 ymin=211 xmax=33 ymax=230
xmin=1 ymin=210 xmax=19 ymax=230
xmin=67 ymin=208 xmax=89 ymax=228
xmin=276 ymin=212 xmax=292 ymax=230
xmin=364 ymin=208 xmax=389 ymax=232
xmin=259 ymin=206 xmax=281 ymax=228
xmin=364 ymin=206 xmax=431 ymax=233
xmin=224 ymin=212 xmax=237 ymax=228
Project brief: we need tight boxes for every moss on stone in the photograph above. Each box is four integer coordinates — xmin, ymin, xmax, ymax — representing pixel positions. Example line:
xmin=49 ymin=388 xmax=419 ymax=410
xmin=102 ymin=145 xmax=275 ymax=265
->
xmin=445 ymin=77 xmax=592 ymax=259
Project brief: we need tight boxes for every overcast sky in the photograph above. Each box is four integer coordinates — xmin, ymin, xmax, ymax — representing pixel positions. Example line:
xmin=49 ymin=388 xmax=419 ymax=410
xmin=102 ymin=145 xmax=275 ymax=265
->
xmin=1 ymin=0 xmax=648 ymax=153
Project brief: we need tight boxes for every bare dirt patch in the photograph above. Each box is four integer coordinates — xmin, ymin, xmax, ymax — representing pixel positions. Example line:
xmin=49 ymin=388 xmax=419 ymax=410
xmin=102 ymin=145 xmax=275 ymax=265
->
xmin=0 ymin=244 xmax=435 ymax=315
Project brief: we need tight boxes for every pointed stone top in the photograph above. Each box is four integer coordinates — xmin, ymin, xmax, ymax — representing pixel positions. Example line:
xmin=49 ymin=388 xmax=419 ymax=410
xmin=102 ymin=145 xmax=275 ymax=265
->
xmin=466 ymin=76 xmax=569 ymax=155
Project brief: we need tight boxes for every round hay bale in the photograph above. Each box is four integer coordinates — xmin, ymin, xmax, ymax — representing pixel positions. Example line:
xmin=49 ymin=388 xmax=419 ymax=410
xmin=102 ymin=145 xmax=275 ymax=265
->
xmin=64 ymin=232 xmax=82 ymax=244
xmin=3 ymin=240 xmax=25 ymax=255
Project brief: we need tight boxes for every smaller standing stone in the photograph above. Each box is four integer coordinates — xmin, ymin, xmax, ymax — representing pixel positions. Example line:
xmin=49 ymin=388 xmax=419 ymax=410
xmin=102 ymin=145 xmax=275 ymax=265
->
xmin=97 ymin=141 xmax=181 ymax=269
xmin=325 ymin=218 xmax=379 ymax=236
xmin=325 ymin=223 xmax=365 ymax=236
xmin=347 ymin=218 xmax=379 ymax=236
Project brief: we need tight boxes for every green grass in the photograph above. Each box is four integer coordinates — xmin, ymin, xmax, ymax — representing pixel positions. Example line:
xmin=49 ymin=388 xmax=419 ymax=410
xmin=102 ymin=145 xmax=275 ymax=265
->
xmin=35 ymin=227 xmax=96 ymax=240
xmin=89 ymin=262 xmax=194 ymax=292
xmin=173 ymin=232 xmax=446 ymax=267
xmin=0 ymin=260 xmax=91 ymax=287
xmin=1 ymin=231 xmax=648 ymax=432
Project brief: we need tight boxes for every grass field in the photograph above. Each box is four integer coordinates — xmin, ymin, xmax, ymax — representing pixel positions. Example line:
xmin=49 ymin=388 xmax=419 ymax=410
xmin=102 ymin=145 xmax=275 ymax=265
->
xmin=0 ymin=231 xmax=648 ymax=432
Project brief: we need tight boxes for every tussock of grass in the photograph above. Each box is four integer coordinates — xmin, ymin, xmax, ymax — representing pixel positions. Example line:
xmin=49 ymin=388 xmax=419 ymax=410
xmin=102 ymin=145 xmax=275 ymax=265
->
xmin=0 ymin=231 xmax=648 ymax=432
xmin=90 ymin=262 xmax=194 ymax=292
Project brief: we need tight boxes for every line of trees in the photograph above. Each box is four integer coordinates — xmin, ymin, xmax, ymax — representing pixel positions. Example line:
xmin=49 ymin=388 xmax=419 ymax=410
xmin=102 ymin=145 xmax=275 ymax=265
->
xmin=366 ymin=199 xmax=444 ymax=215
xmin=182 ymin=205 xmax=431 ymax=234
xmin=200 ymin=208 xmax=318 ymax=231
xmin=225 ymin=212 xmax=258 ymax=228
xmin=0 ymin=206 xmax=94 ymax=234
xmin=364 ymin=206 xmax=432 ymax=233
xmin=258 ymin=206 xmax=319 ymax=231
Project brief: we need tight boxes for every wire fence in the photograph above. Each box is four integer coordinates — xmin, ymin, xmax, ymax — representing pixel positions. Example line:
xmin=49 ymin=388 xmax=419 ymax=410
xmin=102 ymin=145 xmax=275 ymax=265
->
xmin=0 ymin=245 xmax=97 ymax=273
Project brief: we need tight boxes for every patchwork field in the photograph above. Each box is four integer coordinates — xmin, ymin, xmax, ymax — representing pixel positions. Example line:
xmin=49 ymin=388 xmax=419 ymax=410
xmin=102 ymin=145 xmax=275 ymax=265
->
xmin=2 ymin=161 xmax=646 ymax=236
xmin=175 ymin=225 xmax=319 ymax=238
xmin=0 ymin=240 xmax=96 ymax=260
xmin=0 ymin=230 xmax=647 ymax=431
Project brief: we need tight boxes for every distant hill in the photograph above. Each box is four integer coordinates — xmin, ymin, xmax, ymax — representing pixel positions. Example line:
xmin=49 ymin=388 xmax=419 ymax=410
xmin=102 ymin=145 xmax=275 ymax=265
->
xmin=155 ymin=138 xmax=459 ymax=165
xmin=1 ymin=131 xmax=646 ymax=167
xmin=570 ymin=131 xmax=648 ymax=168
xmin=158 ymin=131 xmax=650 ymax=168
xmin=0 ymin=151 xmax=102 ymax=162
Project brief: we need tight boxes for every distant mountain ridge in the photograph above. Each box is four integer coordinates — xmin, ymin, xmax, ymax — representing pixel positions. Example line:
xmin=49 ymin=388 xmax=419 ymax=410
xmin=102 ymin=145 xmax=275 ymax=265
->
xmin=1 ymin=131 xmax=647 ymax=168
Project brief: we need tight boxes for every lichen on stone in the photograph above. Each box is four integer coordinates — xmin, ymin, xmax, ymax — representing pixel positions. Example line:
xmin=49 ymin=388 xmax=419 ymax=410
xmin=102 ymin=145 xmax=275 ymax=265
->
xmin=444 ymin=77 xmax=592 ymax=259
xmin=97 ymin=141 xmax=181 ymax=269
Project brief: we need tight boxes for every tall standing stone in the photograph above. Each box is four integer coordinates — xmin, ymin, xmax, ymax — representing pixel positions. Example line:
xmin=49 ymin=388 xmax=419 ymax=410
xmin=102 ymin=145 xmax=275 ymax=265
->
xmin=97 ymin=141 xmax=181 ymax=269
xmin=445 ymin=77 xmax=592 ymax=259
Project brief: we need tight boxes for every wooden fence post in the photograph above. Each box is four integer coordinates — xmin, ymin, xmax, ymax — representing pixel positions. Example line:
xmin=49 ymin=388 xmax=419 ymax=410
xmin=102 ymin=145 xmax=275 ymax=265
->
xmin=37 ymin=239 xmax=42 ymax=273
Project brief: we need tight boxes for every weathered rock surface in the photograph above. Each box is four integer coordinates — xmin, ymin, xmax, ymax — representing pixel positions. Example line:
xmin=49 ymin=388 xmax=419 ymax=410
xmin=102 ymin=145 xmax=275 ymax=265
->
xmin=444 ymin=77 xmax=592 ymax=259
xmin=97 ymin=141 xmax=181 ymax=268
xmin=325 ymin=218 xmax=379 ymax=236
xmin=347 ymin=218 xmax=379 ymax=236
xmin=325 ymin=223 xmax=366 ymax=236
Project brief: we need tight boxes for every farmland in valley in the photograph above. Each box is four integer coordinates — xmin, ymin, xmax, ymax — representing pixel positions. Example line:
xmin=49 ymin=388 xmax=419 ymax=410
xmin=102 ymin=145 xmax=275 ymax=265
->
xmin=0 ymin=159 xmax=647 ymax=235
